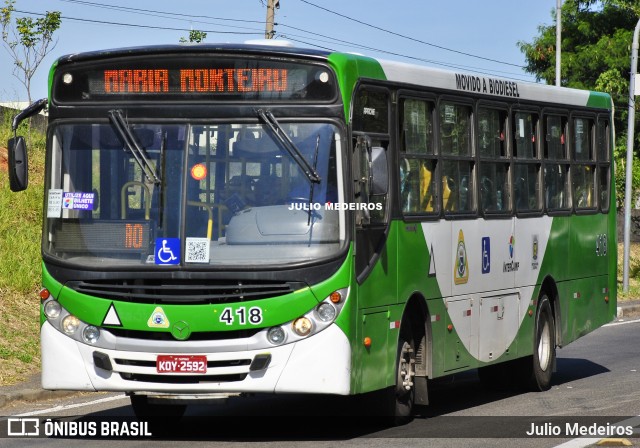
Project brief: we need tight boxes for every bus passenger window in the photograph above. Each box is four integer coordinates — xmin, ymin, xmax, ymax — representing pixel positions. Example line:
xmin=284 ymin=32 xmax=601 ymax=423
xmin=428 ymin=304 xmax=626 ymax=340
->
xmin=514 ymin=164 xmax=541 ymax=212
xmin=513 ymin=112 xmax=538 ymax=158
xmin=479 ymin=163 xmax=509 ymax=213
xmin=544 ymin=164 xmax=569 ymax=210
xmin=399 ymin=98 xmax=437 ymax=215
xmin=442 ymin=160 xmax=473 ymax=213
xmin=545 ymin=115 xmax=567 ymax=160
xmin=572 ymin=165 xmax=595 ymax=209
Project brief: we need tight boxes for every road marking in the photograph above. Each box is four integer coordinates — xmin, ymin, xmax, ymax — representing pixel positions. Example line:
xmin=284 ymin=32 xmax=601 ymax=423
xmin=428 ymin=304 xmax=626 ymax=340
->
xmin=12 ymin=394 xmax=127 ymax=416
xmin=605 ymin=317 xmax=640 ymax=327
xmin=552 ymin=416 xmax=640 ymax=448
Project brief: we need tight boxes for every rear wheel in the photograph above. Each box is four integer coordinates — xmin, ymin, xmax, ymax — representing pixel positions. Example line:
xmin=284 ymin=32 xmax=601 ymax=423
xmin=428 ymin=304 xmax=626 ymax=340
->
xmin=521 ymin=293 xmax=556 ymax=391
xmin=391 ymin=321 xmax=416 ymax=424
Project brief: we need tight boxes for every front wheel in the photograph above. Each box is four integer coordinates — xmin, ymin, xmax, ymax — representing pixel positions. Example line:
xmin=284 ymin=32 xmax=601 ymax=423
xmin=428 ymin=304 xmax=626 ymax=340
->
xmin=521 ymin=293 xmax=556 ymax=391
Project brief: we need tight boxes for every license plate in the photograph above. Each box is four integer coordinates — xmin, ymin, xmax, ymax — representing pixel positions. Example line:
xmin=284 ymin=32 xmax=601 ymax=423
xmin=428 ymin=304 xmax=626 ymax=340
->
xmin=156 ymin=355 xmax=207 ymax=374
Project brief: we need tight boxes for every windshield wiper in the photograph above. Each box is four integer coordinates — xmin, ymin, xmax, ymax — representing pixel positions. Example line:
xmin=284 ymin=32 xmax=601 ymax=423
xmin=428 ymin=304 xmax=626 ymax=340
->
xmin=108 ymin=109 xmax=161 ymax=184
xmin=256 ymin=109 xmax=321 ymax=184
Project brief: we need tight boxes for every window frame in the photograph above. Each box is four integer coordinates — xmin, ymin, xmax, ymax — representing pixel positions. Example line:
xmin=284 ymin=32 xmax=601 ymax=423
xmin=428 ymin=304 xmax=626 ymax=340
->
xmin=542 ymin=109 xmax=571 ymax=214
xmin=476 ymin=101 xmax=511 ymax=218
xmin=397 ymin=93 xmax=439 ymax=218
xmin=438 ymin=96 xmax=476 ymax=218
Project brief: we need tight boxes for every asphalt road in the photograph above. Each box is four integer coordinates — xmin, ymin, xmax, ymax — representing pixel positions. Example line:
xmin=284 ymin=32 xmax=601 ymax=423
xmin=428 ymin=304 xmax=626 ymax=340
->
xmin=2 ymin=316 xmax=640 ymax=448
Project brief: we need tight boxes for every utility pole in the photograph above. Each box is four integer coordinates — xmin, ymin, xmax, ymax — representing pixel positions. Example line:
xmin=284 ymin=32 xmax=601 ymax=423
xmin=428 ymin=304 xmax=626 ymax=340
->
xmin=265 ymin=0 xmax=279 ymax=39
xmin=556 ymin=0 xmax=562 ymax=86
xmin=623 ymin=18 xmax=640 ymax=292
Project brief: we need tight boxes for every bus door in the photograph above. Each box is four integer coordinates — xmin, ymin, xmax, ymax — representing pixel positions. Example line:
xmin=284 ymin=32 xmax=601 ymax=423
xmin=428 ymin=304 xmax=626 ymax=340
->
xmin=351 ymin=86 xmax=396 ymax=392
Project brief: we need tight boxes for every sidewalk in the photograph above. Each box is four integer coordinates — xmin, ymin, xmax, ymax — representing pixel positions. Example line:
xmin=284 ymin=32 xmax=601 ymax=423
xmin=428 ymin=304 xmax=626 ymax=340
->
xmin=1 ymin=300 xmax=640 ymax=411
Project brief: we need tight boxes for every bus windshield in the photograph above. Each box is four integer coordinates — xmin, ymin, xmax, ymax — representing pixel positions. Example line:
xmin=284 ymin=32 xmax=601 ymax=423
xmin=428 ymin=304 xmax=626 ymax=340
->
xmin=43 ymin=120 xmax=345 ymax=268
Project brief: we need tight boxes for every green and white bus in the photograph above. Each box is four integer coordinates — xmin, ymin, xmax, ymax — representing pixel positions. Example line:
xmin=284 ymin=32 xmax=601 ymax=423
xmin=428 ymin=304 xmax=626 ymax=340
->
xmin=7 ymin=42 xmax=617 ymax=420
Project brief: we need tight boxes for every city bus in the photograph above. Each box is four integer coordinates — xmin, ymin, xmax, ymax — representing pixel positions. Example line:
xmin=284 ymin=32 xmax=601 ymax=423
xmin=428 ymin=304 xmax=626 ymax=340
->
xmin=7 ymin=42 xmax=617 ymax=422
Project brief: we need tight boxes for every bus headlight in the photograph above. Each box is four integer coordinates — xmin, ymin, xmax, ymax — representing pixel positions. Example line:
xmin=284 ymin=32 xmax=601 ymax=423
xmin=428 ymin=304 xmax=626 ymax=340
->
xmin=82 ymin=326 xmax=101 ymax=344
xmin=62 ymin=315 xmax=81 ymax=335
xmin=267 ymin=327 xmax=286 ymax=345
xmin=44 ymin=300 xmax=61 ymax=319
xmin=261 ymin=287 xmax=348 ymax=347
xmin=316 ymin=303 xmax=336 ymax=322
xmin=292 ymin=317 xmax=312 ymax=336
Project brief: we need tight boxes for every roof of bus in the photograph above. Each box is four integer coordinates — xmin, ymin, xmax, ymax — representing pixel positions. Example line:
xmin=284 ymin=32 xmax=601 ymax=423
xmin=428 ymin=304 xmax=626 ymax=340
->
xmin=50 ymin=42 xmax=611 ymax=111
xmin=53 ymin=42 xmax=333 ymax=65
xmin=375 ymin=58 xmax=611 ymax=110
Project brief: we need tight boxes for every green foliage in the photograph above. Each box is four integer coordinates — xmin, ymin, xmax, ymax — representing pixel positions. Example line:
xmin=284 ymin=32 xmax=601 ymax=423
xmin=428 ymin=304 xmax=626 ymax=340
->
xmin=1 ymin=0 xmax=61 ymax=103
xmin=519 ymin=0 xmax=640 ymax=207
xmin=0 ymin=109 xmax=45 ymax=384
xmin=179 ymin=29 xmax=207 ymax=44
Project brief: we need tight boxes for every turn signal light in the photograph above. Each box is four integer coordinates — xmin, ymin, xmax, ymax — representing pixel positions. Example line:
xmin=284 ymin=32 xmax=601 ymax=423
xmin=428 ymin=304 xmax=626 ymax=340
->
xmin=329 ymin=291 xmax=342 ymax=304
xmin=39 ymin=288 xmax=50 ymax=300
xmin=363 ymin=337 xmax=372 ymax=348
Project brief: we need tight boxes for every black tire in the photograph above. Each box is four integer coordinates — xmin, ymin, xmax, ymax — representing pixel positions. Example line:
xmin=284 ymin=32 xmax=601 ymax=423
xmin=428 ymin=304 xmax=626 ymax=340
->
xmin=391 ymin=320 xmax=416 ymax=424
xmin=130 ymin=395 xmax=187 ymax=420
xmin=521 ymin=293 xmax=556 ymax=391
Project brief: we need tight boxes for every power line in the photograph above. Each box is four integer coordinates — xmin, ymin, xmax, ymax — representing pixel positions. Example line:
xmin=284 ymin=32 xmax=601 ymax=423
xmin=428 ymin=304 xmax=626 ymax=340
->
xmin=16 ymin=3 xmax=535 ymax=82
xmin=278 ymin=24 xmax=535 ymax=81
xmin=59 ymin=0 xmax=265 ymax=26
xmin=14 ymin=9 xmax=264 ymax=35
xmin=297 ymin=0 xmax=525 ymax=69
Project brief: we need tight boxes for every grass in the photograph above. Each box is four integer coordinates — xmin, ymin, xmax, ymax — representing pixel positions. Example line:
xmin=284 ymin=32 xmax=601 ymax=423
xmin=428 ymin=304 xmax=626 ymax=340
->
xmin=0 ymin=113 xmax=46 ymax=386
xmin=618 ymin=241 xmax=640 ymax=301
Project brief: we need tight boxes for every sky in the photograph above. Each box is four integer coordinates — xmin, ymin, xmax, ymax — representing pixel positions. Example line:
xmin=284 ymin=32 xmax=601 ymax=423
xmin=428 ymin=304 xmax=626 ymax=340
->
xmin=0 ymin=0 xmax=560 ymax=103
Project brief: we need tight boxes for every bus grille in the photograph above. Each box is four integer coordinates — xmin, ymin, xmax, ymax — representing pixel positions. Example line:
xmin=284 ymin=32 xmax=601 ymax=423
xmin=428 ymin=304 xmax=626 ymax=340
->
xmin=119 ymin=372 xmax=247 ymax=384
xmin=65 ymin=279 xmax=304 ymax=304
xmin=106 ymin=328 xmax=261 ymax=341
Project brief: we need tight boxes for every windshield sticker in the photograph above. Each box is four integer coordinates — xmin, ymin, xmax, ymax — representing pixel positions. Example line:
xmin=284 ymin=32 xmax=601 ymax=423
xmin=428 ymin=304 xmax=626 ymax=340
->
xmin=47 ymin=189 xmax=63 ymax=218
xmin=147 ymin=306 xmax=170 ymax=328
xmin=155 ymin=238 xmax=180 ymax=265
xmin=186 ymin=237 xmax=210 ymax=263
xmin=62 ymin=192 xmax=95 ymax=210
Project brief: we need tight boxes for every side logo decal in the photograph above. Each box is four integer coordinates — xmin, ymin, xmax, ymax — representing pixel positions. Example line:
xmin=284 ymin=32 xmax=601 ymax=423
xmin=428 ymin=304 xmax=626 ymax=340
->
xmin=503 ymin=235 xmax=520 ymax=273
xmin=481 ymin=237 xmax=491 ymax=274
xmin=454 ymin=229 xmax=469 ymax=285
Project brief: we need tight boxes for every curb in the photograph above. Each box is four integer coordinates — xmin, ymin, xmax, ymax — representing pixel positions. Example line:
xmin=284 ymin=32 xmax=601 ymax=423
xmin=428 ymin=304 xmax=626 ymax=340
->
xmin=0 ymin=389 xmax=82 ymax=410
xmin=617 ymin=303 xmax=640 ymax=318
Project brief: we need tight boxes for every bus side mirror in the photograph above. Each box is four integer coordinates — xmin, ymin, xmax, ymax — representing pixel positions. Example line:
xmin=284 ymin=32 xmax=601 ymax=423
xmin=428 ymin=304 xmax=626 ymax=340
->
xmin=8 ymin=136 xmax=28 ymax=192
xmin=370 ymin=146 xmax=388 ymax=195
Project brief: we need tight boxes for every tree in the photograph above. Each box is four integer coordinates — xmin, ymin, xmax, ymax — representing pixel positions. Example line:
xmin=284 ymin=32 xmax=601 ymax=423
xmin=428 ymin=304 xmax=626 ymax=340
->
xmin=1 ymin=0 xmax=61 ymax=104
xmin=179 ymin=29 xmax=207 ymax=44
xmin=518 ymin=0 xmax=640 ymax=206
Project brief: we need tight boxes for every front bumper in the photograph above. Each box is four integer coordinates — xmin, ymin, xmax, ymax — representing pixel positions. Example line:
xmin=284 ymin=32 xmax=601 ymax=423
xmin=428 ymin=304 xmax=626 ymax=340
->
xmin=41 ymin=320 xmax=351 ymax=395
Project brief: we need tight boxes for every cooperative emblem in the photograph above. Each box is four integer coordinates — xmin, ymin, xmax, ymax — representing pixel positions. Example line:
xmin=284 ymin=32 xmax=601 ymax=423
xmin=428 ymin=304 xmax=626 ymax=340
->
xmin=147 ymin=306 xmax=170 ymax=328
xmin=454 ymin=229 xmax=469 ymax=285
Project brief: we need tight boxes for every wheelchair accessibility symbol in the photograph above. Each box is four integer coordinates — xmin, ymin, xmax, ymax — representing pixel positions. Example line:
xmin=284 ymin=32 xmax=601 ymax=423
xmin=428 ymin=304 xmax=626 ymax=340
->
xmin=155 ymin=238 xmax=180 ymax=265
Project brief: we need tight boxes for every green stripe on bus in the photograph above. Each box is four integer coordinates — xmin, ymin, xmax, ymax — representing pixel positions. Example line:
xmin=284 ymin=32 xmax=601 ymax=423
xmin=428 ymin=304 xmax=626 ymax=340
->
xmin=327 ymin=52 xmax=386 ymax=121
xmin=586 ymin=91 xmax=611 ymax=109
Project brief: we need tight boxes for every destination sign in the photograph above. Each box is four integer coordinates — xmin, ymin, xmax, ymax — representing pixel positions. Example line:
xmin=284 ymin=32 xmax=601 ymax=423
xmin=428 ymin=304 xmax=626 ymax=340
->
xmin=54 ymin=56 xmax=336 ymax=103
xmin=102 ymin=68 xmax=289 ymax=94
